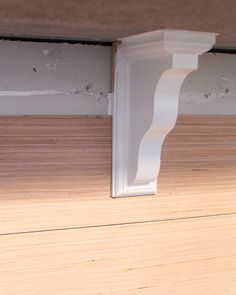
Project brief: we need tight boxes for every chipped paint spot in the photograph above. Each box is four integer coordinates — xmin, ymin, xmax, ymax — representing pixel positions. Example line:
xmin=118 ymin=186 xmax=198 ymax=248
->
xmin=46 ymin=63 xmax=57 ymax=71
xmin=42 ymin=49 xmax=50 ymax=56
xmin=42 ymin=48 xmax=62 ymax=57
xmin=43 ymin=48 xmax=61 ymax=71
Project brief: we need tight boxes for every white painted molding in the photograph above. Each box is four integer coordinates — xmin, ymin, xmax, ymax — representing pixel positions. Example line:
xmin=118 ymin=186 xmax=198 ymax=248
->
xmin=112 ymin=30 xmax=217 ymax=197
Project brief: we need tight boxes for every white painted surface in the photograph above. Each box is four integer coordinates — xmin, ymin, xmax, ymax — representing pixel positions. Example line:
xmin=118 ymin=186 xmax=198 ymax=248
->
xmin=179 ymin=53 xmax=236 ymax=115
xmin=0 ymin=41 xmax=111 ymax=114
xmin=112 ymin=30 xmax=216 ymax=197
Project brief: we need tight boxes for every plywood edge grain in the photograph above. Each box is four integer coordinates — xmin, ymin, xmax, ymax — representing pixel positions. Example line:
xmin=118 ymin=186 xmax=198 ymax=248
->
xmin=0 ymin=214 xmax=236 ymax=294
xmin=0 ymin=115 xmax=236 ymax=234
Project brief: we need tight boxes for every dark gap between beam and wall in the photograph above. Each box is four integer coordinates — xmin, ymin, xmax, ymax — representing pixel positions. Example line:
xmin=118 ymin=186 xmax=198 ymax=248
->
xmin=0 ymin=35 xmax=236 ymax=54
xmin=0 ymin=35 xmax=112 ymax=46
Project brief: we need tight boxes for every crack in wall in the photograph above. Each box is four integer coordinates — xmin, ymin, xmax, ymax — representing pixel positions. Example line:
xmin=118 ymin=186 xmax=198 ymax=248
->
xmin=180 ymin=90 xmax=236 ymax=104
xmin=0 ymin=88 xmax=108 ymax=101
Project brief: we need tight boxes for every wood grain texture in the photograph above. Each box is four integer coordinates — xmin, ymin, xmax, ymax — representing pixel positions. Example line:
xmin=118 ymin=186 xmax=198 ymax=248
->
xmin=0 ymin=116 xmax=111 ymax=198
xmin=0 ymin=116 xmax=236 ymax=294
xmin=0 ymin=115 xmax=236 ymax=234
xmin=0 ymin=215 xmax=236 ymax=295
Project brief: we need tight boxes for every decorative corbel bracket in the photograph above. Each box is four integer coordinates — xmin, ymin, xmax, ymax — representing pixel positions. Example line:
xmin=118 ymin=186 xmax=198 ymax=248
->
xmin=111 ymin=30 xmax=216 ymax=197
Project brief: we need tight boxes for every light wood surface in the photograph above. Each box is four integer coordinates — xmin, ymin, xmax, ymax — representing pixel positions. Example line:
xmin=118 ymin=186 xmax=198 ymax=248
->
xmin=0 ymin=215 xmax=236 ymax=295
xmin=0 ymin=115 xmax=236 ymax=294
xmin=0 ymin=116 xmax=236 ymax=234
xmin=0 ymin=116 xmax=111 ymax=199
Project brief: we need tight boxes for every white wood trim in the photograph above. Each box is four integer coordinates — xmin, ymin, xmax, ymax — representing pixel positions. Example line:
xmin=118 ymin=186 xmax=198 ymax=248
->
xmin=112 ymin=30 xmax=216 ymax=197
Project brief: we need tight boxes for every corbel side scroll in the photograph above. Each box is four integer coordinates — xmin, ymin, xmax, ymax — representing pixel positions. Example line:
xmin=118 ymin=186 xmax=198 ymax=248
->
xmin=112 ymin=30 xmax=217 ymax=197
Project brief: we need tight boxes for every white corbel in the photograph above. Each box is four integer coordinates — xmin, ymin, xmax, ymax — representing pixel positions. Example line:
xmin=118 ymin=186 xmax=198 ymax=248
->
xmin=111 ymin=30 xmax=216 ymax=197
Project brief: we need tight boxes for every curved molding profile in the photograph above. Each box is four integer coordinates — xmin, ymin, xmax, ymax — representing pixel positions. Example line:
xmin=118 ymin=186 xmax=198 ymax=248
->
xmin=111 ymin=30 xmax=216 ymax=197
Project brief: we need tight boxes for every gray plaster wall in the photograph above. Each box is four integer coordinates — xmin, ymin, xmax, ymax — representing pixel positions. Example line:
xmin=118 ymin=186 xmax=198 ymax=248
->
xmin=180 ymin=52 xmax=236 ymax=115
xmin=0 ymin=41 xmax=235 ymax=115
xmin=0 ymin=41 xmax=111 ymax=115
